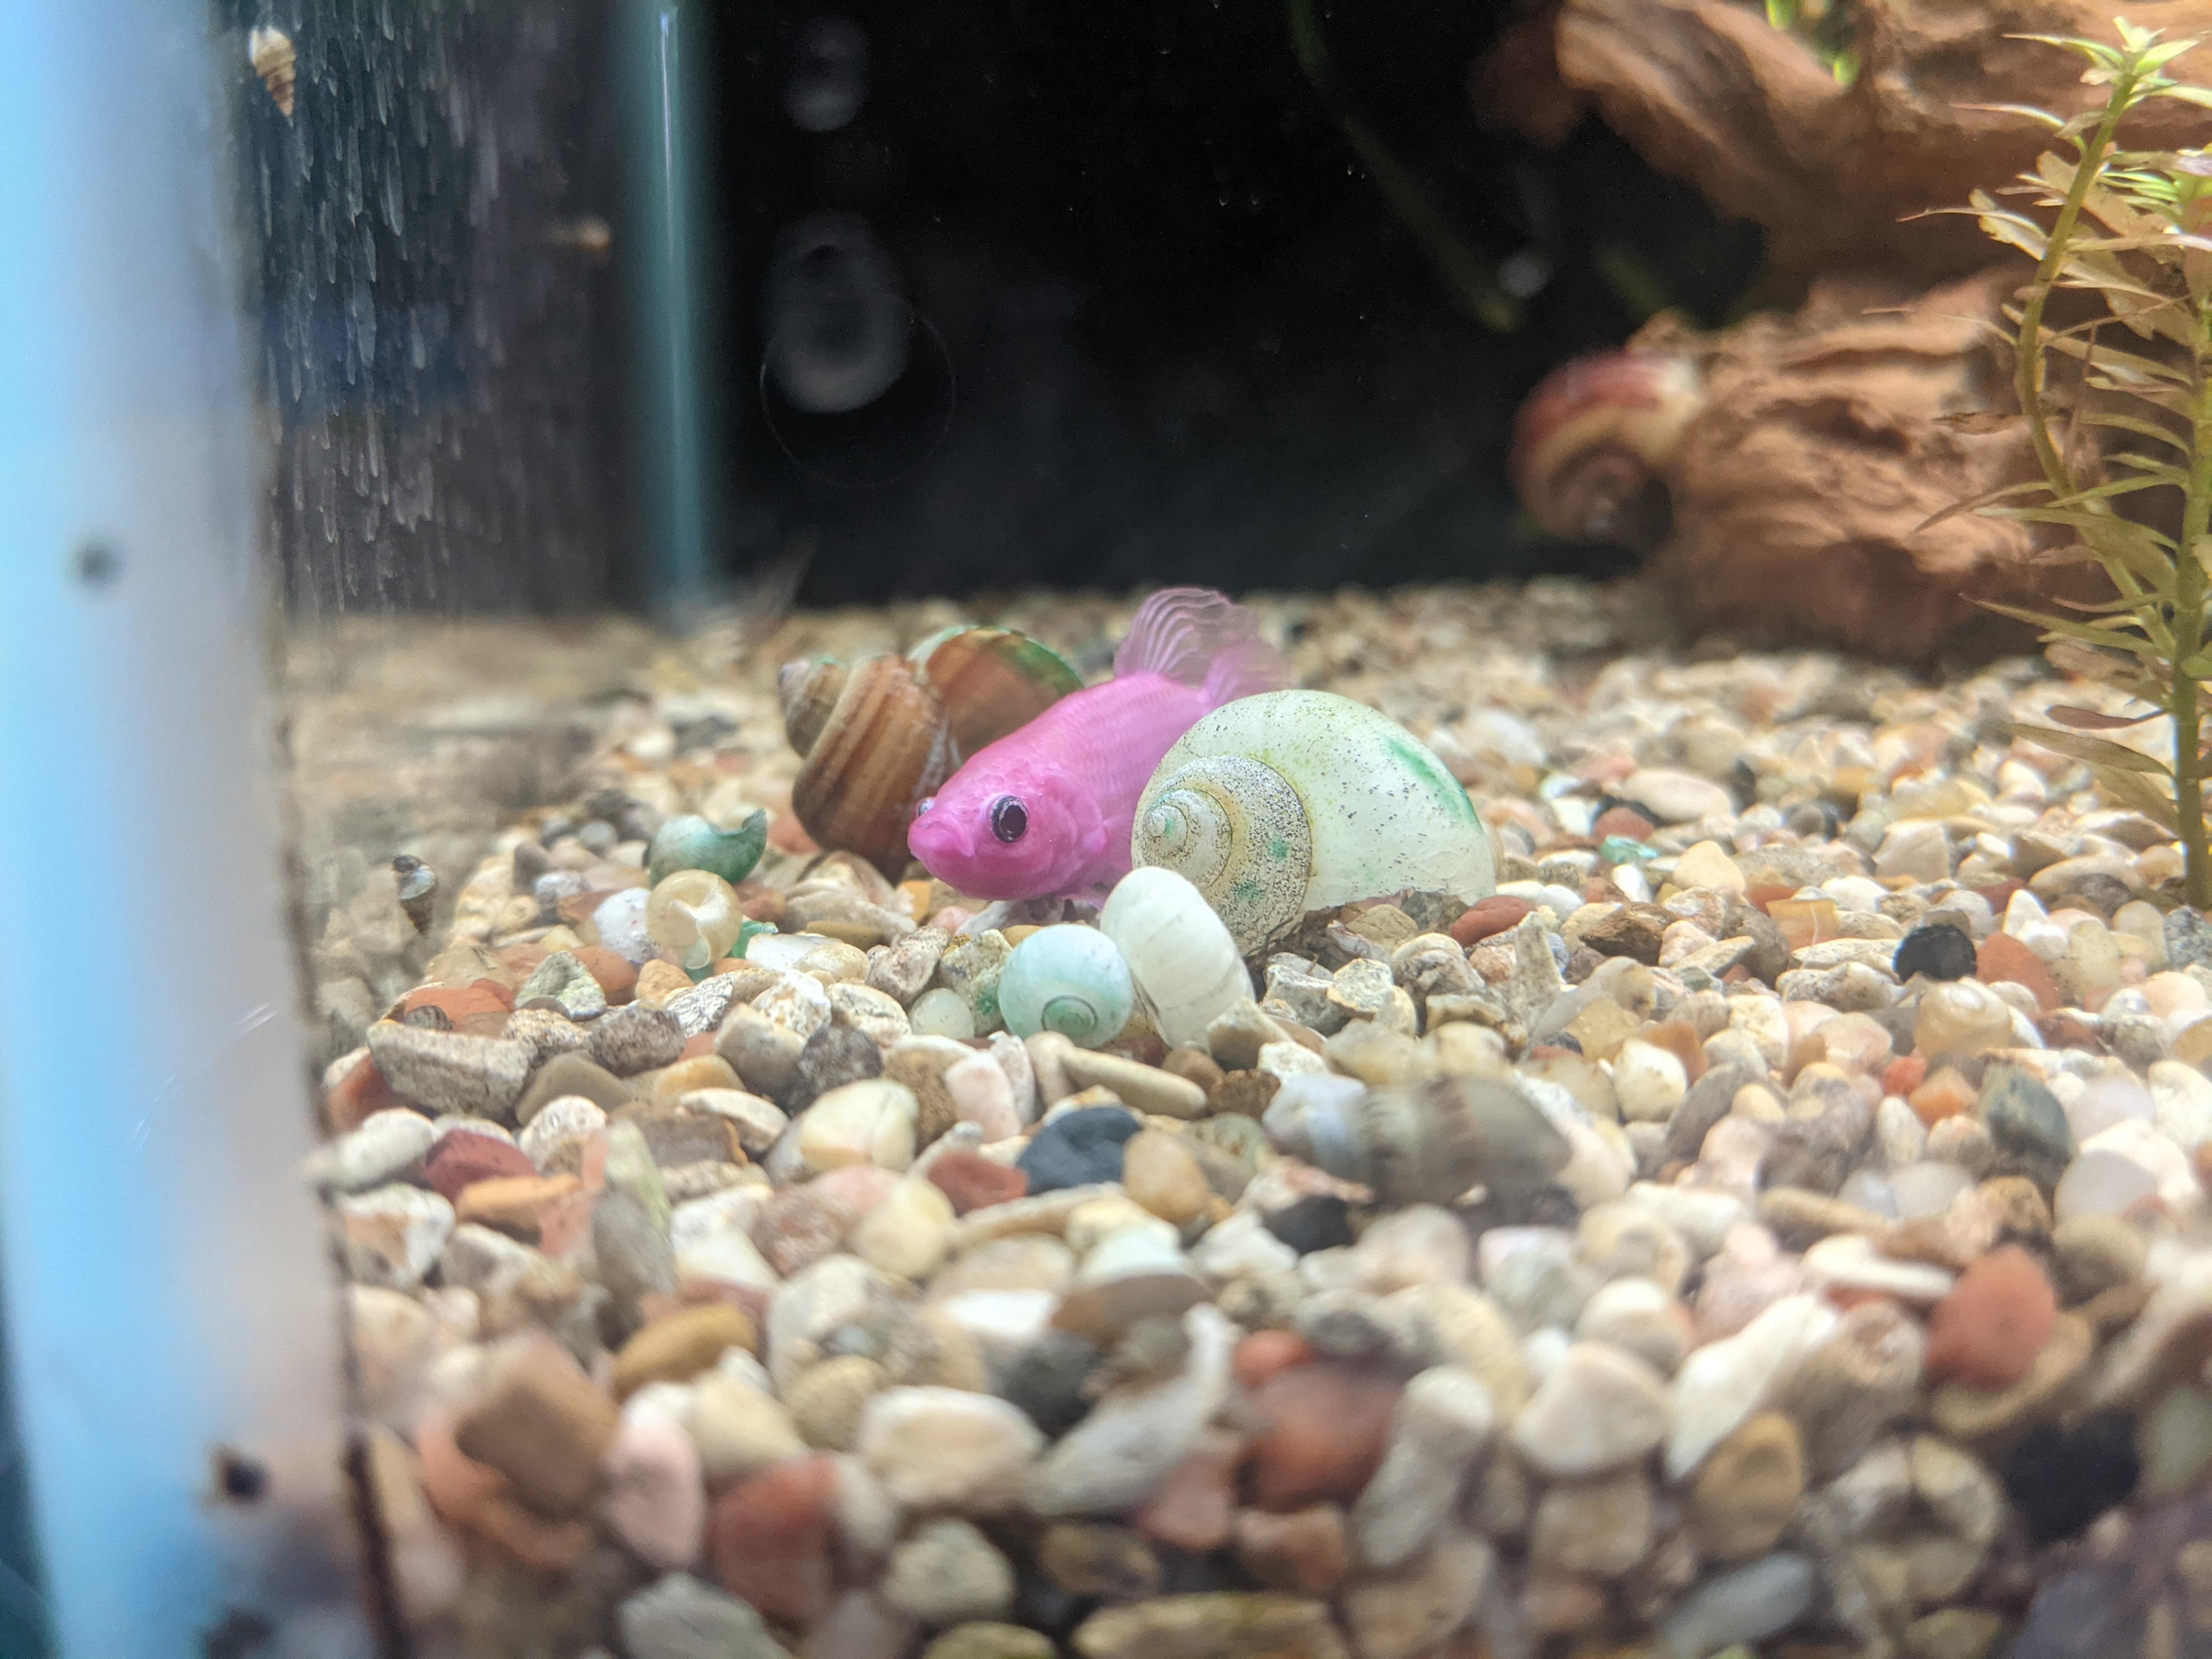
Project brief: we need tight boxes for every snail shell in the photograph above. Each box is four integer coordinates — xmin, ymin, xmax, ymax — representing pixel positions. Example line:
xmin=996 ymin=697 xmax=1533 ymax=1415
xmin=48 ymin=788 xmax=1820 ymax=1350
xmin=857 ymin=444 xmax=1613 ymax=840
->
xmin=909 ymin=625 xmax=1085 ymax=758
xmin=648 ymin=810 xmax=769 ymax=888
xmin=248 ymin=25 xmax=297 ymax=118
xmin=1261 ymin=1073 xmax=1569 ymax=1206
xmin=997 ymin=924 xmax=1134 ymax=1048
xmin=645 ymin=869 xmax=744 ymax=970
xmin=782 ymin=628 xmax=1082 ymax=877
xmin=1132 ymin=690 xmax=1496 ymax=954
xmin=1509 ymin=351 xmax=1701 ymax=551
xmin=1098 ymin=867 xmax=1250 ymax=1049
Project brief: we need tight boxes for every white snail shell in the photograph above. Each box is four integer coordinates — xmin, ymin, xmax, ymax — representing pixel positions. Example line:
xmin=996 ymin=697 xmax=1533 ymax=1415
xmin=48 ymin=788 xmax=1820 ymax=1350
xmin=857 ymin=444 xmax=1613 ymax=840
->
xmin=998 ymin=925 xmax=1134 ymax=1049
xmin=1132 ymin=690 xmax=1496 ymax=953
xmin=1098 ymin=867 xmax=1251 ymax=1049
xmin=645 ymin=869 xmax=743 ymax=970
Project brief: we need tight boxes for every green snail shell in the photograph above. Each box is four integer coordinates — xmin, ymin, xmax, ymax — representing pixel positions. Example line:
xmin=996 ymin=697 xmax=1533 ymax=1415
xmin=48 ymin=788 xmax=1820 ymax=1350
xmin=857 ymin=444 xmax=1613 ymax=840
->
xmin=1132 ymin=690 xmax=1496 ymax=954
xmin=997 ymin=924 xmax=1135 ymax=1049
xmin=647 ymin=810 xmax=769 ymax=888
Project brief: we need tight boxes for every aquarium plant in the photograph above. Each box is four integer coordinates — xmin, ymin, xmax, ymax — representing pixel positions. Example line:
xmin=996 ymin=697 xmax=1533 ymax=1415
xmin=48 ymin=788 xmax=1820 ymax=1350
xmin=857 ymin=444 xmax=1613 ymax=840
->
xmin=1959 ymin=22 xmax=2212 ymax=906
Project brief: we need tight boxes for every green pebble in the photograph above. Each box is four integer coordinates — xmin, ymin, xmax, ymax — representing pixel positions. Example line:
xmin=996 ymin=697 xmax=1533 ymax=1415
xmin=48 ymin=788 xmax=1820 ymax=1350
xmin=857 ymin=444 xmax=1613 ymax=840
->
xmin=729 ymin=918 xmax=778 ymax=965
xmin=1599 ymin=835 xmax=1654 ymax=866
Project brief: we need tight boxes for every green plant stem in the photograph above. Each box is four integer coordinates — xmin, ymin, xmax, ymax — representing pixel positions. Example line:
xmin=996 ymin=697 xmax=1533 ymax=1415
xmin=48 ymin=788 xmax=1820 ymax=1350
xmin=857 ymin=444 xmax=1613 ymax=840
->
xmin=2016 ymin=97 xmax=2134 ymax=498
xmin=2180 ymin=304 xmax=2212 ymax=907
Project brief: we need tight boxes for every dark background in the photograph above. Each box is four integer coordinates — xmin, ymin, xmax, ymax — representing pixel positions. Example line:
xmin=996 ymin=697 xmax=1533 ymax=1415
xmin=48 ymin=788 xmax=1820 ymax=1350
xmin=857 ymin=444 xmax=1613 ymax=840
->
xmin=716 ymin=0 xmax=1762 ymax=608
xmin=239 ymin=0 xmax=1762 ymax=616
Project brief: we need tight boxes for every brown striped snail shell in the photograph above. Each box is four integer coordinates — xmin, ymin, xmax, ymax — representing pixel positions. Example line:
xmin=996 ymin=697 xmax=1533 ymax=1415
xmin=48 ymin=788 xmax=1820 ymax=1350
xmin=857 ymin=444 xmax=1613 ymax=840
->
xmin=1261 ymin=1073 xmax=1569 ymax=1206
xmin=781 ymin=626 xmax=1081 ymax=877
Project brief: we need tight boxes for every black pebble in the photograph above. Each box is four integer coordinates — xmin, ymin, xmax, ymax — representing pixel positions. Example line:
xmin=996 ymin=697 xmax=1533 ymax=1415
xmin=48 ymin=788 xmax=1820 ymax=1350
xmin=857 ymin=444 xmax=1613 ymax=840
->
xmin=2002 ymin=1412 xmax=2141 ymax=1543
xmin=1893 ymin=921 xmax=1979 ymax=983
xmin=1014 ymin=1565 xmax=1094 ymax=1637
xmin=1017 ymin=1105 xmax=1142 ymax=1193
xmin=1000 ymin=1329 xmax=1102 ymax=1435
xmin=1263 ymin=1194 xmax=1356 ymax=1254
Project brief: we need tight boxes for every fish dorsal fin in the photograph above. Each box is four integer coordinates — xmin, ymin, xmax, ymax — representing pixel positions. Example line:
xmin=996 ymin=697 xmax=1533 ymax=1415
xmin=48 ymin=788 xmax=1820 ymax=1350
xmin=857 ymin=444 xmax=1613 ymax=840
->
xmin=1113 ymin=587 xmax=1287 ymax=697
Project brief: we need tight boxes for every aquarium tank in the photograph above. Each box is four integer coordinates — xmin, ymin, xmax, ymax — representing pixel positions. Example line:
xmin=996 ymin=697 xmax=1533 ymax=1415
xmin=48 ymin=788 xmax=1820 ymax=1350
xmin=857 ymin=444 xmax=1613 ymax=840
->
xmin=10 ymin=1 xmax=2212 ymax=1656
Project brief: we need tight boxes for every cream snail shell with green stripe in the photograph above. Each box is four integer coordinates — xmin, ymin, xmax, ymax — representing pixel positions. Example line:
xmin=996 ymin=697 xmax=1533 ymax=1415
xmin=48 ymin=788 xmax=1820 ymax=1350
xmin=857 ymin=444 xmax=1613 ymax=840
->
xmin=1131 ymin=690 xmax=1496 ymax=953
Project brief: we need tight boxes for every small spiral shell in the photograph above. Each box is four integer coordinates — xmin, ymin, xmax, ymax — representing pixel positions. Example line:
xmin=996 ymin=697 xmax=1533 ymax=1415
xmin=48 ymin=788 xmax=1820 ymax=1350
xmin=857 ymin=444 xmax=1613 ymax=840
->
xmin=997 ymin=924 xmax=1134 ymax=1048
xmin=1133 ymin=758 xmax=1311 ymax=956
xmin=645 ymin=869 xmax=744 ymax=971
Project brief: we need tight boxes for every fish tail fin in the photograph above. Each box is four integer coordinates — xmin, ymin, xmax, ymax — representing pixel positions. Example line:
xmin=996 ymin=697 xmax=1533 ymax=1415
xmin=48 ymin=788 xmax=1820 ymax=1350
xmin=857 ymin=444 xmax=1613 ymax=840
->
xmin=1114 ymin=586 xmax=1291 ymax=704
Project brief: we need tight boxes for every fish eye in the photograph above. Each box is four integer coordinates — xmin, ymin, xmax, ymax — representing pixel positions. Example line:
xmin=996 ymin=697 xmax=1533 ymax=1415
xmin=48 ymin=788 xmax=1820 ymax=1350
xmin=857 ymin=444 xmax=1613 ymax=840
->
xmin=914 ymin=797 xmax=934 ymax=816
xmin=990 ymin=796 xmax=1028 ymax=843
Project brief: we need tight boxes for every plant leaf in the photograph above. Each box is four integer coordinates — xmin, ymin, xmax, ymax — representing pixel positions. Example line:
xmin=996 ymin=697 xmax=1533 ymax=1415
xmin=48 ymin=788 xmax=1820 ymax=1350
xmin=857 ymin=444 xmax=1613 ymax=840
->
xmin=1934 ymin=410 xmax=2023 ymax=434
xmin=2091 ymin=763 xmax=2185 ymax=830
xmin=2001 ymin=723 xmax=2172 ymax=772
xmin=1957 ymin=101 xmax=2069 ymax=129
xmin=1982 ymin=602 xmax=2166 ymax=656
xmin=2047 ymin=704 xmax=2160 ymax=729
xmin=2080 ymin=409 xmax=2191 ymax=450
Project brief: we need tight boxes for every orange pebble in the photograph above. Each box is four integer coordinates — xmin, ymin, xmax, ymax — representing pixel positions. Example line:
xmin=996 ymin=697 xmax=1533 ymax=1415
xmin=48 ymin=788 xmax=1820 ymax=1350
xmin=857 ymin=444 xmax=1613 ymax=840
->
xmin=768 ymin=812 xmax=820 ymax=856
xmin=573 ymin=945 xmax=638 ymax=1004
xmin=1925 ymin=1244 xmax=2057 ymax=1389
xmin=1233 ymin=1329 xmax=1317 ymax=1390
xmin=1909 ymin=1065 xmax=1978 ymax=1126
xmin=1768 ymin=898 xmax=1841 ymax=952
xmin=1977 ymin=932 xmax=2061 ymax=1012
xmin=1881 ymin=1055 xmax=1928 ymax=1098
xmin=1592 ymin=805 xmax=1658 ymax=842
xmin=325 ymin=1051 xmax=403 ymax=1133
xmin=1641 ymin=1019 xmax=1709 ymax=1085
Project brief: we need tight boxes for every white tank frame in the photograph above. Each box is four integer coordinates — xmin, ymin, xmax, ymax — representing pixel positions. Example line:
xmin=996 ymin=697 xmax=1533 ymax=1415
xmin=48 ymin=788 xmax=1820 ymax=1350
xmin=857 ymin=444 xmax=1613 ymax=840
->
xmin=0 ymin=6 xmax=371 ymax=1655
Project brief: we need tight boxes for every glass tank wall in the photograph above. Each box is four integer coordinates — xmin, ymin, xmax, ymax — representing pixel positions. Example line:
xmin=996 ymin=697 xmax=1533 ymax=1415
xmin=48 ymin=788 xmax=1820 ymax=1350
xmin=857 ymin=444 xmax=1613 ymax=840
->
xmin=12 ymin=1 xmax=2212 ymax=1657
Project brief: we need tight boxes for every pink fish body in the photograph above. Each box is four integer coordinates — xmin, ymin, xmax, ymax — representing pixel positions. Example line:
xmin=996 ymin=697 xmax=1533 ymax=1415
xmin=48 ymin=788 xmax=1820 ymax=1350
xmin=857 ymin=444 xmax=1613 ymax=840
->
xmin=906 ymin=588 xmax=1289 ymax=901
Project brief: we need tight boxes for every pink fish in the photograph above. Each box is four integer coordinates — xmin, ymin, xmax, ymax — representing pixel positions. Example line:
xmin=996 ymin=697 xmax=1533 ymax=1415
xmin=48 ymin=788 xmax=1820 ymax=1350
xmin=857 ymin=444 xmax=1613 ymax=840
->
xmin=906 ymin=588 xmax=1290 ymax=901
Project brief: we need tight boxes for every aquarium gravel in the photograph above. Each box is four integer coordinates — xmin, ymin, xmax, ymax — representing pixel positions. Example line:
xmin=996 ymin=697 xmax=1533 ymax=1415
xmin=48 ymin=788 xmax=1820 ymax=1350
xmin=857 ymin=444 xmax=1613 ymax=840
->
xmin=311 ymin=580 xmax=2212 ymax=1659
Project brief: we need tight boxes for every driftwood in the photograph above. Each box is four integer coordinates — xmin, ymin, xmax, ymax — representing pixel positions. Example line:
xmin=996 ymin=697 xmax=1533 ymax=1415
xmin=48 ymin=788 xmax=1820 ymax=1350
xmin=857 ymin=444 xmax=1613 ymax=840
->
xmin=1514 ymin=272 xmax=2110 ymax=655
xmin=1497 ymin=0 xmax=2207 ymax=652
xmin=1527 ymin=0 xmax=2212 ymax=280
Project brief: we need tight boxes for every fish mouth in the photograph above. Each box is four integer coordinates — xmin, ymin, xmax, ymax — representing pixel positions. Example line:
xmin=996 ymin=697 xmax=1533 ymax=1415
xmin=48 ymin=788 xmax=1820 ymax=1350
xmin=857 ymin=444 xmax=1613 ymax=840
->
xmin=906 ymin=809 xmax=972 ymax=871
